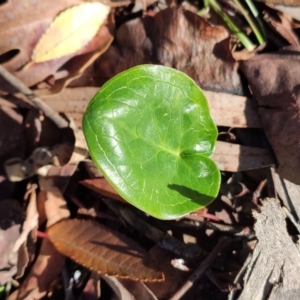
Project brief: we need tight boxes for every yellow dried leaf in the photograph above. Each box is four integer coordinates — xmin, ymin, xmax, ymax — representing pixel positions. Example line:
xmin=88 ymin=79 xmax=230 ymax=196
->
xmin=32 ymin=2 xmax=110 ymax=63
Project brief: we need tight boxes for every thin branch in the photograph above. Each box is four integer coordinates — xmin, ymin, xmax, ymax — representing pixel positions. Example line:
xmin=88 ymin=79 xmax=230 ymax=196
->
xmin=170 ymin=236 xmax=232 ymax=300
xmin=0 ymin=65 xmax=68 ymax=128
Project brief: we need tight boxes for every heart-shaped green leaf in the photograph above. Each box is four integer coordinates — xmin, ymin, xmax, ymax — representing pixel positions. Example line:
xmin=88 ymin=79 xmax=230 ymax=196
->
xmin=83 ymin=65 xmax=220 ymax=220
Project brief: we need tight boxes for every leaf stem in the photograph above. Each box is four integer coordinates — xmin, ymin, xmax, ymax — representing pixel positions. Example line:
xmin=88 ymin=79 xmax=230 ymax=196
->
xmin=231 ymin=0 xmax=265 ymax=45
xmin=244 ymin=0 xmax=266 ymax=42
xmin=37 ymin=230 xmax=49 ymax=239
xmin=208 ymin=0 xmax=256 ymax=51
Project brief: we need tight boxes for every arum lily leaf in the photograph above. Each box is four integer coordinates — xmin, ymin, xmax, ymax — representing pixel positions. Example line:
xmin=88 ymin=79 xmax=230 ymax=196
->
xmin=83 ymin=65 xmax=220 ymax=220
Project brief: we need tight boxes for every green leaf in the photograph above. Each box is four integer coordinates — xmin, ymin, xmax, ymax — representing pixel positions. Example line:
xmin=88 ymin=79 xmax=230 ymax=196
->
xmin=83 ymin=65 xmax=220 ymax=220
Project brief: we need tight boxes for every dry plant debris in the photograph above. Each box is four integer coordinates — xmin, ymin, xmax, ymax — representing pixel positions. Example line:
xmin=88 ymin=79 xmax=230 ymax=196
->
xmin=0 ymin=0 xmax=300 ymax=299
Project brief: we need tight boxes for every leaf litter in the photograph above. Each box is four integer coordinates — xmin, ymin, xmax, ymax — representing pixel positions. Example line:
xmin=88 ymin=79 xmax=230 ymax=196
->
xmin=0 ymin=0 xmax=300 ymax=299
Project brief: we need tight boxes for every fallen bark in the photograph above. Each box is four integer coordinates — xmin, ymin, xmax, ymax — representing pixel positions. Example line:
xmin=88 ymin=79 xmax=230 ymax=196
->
xmin=231 ymin=198 xmax=300 ymax=300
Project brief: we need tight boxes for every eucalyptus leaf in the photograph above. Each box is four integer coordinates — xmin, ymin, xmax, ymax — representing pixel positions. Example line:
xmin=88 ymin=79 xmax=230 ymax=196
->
xmin=83 ymin=65 xmax=220 ymax=220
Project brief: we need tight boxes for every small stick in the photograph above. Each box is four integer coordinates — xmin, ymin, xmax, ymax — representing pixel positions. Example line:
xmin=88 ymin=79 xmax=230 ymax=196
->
xmin=252 ymin=179 xmax=267 ymax=205
xmin=205 ymin=221 xmax=254 ymax=237
xmin=0 ymin=65 xmax=68 ymax=128
xmin=170 ymin=236 xmax=231 ymax=300
xmin=206 ymin=269 xmax=241 ymax=292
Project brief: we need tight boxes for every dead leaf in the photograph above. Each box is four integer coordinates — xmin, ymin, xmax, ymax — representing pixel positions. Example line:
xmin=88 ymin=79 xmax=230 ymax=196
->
xmin=79 ymin=272 xmax=101 ymax=300
xmin=16 ymin=242 xmax=29 ymax=279
xmin=14 ymin=180 xmax=70 ymax=299
xmin=13 ymin=186 xmax=38 ymax=253
xmin=0 ymin=0 xmax=114 ymax=91
xmin=0 ymin=107 xmax=24 ymax=200
xmin=30 ymin=2 xmax=110 ymax=64
xmin=0 ymin=0 xmax=82 ymax=89
xmin=153 ymin=8 xmax=242 ymax=93
xmin=100 ymin=275 xmax=135 ymax=300
xmin=91 ymin=8 xmax=242 ymax=94
xmin=241 ymin=47 xmax=300 ymax=184
xmin=0 ymin=199 xmax=23 ymax=285
xmin=117 ymin=279 xmax=158 ymax=300
xmin=5 ymin=142 xmax=74 ymax=182
xmin=44 ymin=188 xmax=70 ymax=227
xmin=47 ymin=219 xmax=164 ymax=282
xmin=16 ymin=239 xmax=65 ymax=300
xmin=263 ymin=10 xmax=300 ymax=45
xmin=267 ymin=4 xmax=300 ymax=22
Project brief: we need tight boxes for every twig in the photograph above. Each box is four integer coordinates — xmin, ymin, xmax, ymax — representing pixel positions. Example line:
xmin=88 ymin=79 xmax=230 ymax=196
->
xmin=252 ymin=178 xmax=267 ymax=205
xmin=0 ymin=65 xmax=68 ymax=128
xmin=170 ymin=236 xmax=232 ymax=300
xmin=205 ymin=221 xmax=254 ymax=237
xmin=206 ymin=269 xmax=241 ymax=292
xmin=103 ymin=198 xmax=204 ymax=262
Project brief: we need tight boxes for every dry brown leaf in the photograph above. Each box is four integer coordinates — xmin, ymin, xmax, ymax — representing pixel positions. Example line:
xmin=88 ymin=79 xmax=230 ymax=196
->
xmin=13 ymin=186 xmax=38 ymax=253
xmin=0 ymin=0 xmax=114 ymax=91
xmin=47 ymin=219 xmax=164 ymax=282
xmin=153 ymin=8 xmax=241 ymax=93
xmin=14 ymin=182 xmax=70 ymax=299
xmin=268 ymin=4 xmax=300 ymax=22
xmin=0 ymin=0 xmax=82 ymax=89
xmin=5 ymin=142 xmax=74 ymax=182
xmin=117 ymin=279 xmax=158 ymax=300
xmin=79 ymin=272 xmax=101 ymax=300
xmin=0 ymin=107 xmax=24 ymax=200
xmin=0 ymin=200 xmax=23 ymax=285
xmin=241 ymin=47 xmax=300 ymax=184
xmin=91 ymin=8 xmax=242 ymax=94
xmin=263 ymin=10 xmax=300 ymax=45
xmin=101 ymin=275 xmax=135 ymax=300
xmin=15 ymin=239 xmax=65 ymax=300
xmin=80 ymin=178 xmax=125 ymax=202
xmin=30 ymin=3 xmax=110 ymax=64
xmin=261 ymin=0 xmax=300 ymax=4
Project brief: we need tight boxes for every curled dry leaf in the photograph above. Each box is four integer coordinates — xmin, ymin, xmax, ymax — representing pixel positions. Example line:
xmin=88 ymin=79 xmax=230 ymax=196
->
xmin=92 ymin=8 xmax=242 ymax=94
xmin=14 ymin=182 xmax=70 ymax=299
xmin=0 ymin=200 xmax=23 ymax=285
xmin=0 ymin=107 xmax=24 ymax=200
xmin=241 ymin=47 xmax=300 ymax=184
xmin=13 ymin=186 xmax=38 ymax=253
xmin=153 ymin=8 xmax=241 ymax=94
xmin=16 ymin=239 xmax=65 ymax=300
xmin=47 ymin=219 xmax=164 ymax=282
xmin=30 ymin=2 xmax=110 ymax=64
xmin=100 ymin=276 xmax=135 ymax=300
xmin=263 ymin=10 xmax=300 ymax=45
